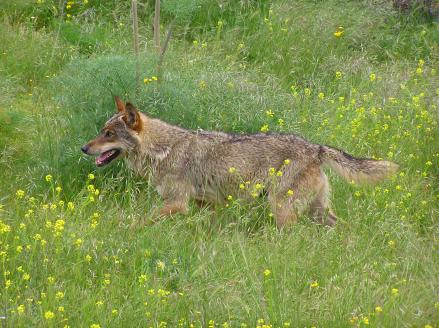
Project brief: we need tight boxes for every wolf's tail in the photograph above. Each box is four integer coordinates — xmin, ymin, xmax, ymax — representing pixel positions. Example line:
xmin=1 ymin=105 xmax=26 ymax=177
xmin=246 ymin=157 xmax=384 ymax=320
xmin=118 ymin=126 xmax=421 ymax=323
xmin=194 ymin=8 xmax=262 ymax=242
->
xmin=319 ymin=145 xmax=399 ymax=184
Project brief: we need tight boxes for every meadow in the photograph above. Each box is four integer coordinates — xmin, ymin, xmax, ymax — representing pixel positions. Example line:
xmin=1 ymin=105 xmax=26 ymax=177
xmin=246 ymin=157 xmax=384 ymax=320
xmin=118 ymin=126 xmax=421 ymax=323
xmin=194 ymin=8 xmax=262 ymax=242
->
xmin=0 ymin=0 xmax=438 ymax=327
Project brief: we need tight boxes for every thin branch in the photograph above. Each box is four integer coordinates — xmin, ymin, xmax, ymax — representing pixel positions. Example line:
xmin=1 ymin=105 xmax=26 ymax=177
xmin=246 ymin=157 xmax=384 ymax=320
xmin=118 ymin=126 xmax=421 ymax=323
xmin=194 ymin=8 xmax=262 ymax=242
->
xmin=131 ymin=0 xmax=140 ymax=96
xmin=157 ymin=19 xmax=175 ymax=83
xmin=160 ymin=19 xmax=174 ymax=58
xmin=154 ymin=0 xmax=161 ymax=53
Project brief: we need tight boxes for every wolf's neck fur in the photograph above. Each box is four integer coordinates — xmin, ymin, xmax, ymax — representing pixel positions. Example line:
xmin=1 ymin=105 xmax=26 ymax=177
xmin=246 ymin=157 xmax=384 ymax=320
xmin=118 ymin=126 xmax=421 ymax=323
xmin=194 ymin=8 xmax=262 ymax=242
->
xmin=125 ymin=113 xmax=189 ymax=175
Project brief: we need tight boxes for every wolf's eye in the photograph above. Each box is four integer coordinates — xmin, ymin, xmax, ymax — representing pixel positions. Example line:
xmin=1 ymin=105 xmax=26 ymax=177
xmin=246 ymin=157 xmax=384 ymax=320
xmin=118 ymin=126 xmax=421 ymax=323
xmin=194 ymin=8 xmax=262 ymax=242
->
xmin=104 ymin=130 xmax=114 ymax=138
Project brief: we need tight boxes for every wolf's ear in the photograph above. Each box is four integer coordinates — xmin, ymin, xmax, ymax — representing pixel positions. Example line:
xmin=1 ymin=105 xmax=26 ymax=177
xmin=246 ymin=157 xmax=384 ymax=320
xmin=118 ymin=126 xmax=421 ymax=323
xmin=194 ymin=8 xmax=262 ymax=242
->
xmin=123 ymin=102 xmax=142 ymax=132
xmin=115 ymin=96 xmax=126 ymax=113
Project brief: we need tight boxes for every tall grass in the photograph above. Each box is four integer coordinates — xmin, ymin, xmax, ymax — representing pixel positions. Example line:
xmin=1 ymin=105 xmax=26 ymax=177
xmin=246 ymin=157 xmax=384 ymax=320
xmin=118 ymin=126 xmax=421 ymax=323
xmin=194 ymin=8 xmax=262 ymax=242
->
xmin=0 ymin=0 xmax=438 ymax=327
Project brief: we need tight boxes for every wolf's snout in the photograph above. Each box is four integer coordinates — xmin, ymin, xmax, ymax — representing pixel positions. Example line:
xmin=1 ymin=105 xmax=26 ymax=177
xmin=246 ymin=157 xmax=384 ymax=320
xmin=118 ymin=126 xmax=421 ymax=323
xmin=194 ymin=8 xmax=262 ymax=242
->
xmin=81 ymin=145 xmax=90 ymax=154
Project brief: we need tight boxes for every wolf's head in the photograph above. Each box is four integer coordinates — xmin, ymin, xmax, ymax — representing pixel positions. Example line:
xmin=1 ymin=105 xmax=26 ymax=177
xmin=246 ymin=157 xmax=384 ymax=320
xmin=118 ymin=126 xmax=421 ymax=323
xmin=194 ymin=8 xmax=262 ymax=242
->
xmin=81 ymin=96 xmax=143 ymax=167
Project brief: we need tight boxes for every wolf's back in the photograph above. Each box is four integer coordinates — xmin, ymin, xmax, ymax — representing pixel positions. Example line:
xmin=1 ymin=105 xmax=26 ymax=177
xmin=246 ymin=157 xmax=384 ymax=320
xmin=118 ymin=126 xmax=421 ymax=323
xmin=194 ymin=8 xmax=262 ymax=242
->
xmin=319 ymin=145 xmax=399 ymax=184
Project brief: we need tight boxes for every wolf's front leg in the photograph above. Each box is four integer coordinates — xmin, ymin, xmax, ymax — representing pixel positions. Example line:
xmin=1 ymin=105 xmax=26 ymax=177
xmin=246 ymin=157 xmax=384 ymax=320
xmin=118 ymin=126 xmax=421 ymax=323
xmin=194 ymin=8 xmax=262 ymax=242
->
xmin=131 ymin=200 xmax=189 ymax=229
xmin=131 ymin=201 xmax=188 ymax=229
xmin=132 ymin=176 xmax=192 ymax=229
xmin=157 ymin=200 xmax=189 ymax=217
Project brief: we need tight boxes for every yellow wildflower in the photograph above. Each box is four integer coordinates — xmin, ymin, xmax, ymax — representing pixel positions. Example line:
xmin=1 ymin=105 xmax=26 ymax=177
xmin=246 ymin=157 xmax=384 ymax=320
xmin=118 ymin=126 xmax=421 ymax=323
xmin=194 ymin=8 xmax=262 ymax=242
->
xmin=349 ymin=316 xmax=358 ymax=324
xmin=54 ymin=219 xmax=65 ymax=235
xmin=138 ymin=274 xmax=148 ymax=284
xmin=44 ymin=311 xmax=55 ymax=320
xmin=255 ymin=183 xmax=263 ymax=190
xmin=16 ymin=189 xmax=25 ymax=199
xmin=334 ymin=30 xmax=343 ymax=37
xmin=156 ymin=260 xmax=165 ymax=271
xmin=17 ymin=304 xmax=25 ymax=314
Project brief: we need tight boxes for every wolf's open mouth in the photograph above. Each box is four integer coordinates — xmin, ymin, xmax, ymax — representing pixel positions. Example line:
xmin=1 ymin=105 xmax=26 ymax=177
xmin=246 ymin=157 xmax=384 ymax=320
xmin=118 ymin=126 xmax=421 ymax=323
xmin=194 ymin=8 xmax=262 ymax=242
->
xmin=95 ymin=149 xmax=121 ymax=167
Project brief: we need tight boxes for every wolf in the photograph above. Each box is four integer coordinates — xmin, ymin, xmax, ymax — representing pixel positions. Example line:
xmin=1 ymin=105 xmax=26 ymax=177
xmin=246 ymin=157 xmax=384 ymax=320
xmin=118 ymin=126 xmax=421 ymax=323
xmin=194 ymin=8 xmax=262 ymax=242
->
xmin=81 ymin=97 xmax=398 ymax=228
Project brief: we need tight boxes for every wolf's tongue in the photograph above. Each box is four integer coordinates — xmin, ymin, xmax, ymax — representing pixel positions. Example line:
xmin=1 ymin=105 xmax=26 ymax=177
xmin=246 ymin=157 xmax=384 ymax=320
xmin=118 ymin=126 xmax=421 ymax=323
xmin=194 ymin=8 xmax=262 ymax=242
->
xmin=96 ymin=150 xmax=114 ymax=165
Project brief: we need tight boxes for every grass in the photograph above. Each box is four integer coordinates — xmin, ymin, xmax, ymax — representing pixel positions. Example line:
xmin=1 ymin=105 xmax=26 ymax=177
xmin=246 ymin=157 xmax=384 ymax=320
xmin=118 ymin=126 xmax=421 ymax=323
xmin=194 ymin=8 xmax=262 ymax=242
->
xmin=0 ymin=0 xmax=438 ymax=327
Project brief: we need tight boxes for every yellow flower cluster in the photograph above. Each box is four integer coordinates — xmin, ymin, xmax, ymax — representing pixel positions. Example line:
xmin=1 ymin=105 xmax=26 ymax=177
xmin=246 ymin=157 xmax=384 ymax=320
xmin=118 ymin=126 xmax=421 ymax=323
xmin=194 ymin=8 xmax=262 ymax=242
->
xmin=144 ymin=76 xmax=158 ymax=84
xmin=334 ymin=26 xmax=344 ymax=37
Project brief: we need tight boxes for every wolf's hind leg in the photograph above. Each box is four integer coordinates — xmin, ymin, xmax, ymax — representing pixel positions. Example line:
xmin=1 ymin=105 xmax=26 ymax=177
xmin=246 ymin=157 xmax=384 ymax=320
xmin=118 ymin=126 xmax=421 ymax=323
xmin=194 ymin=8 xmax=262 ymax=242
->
xmin=268 ymin=186 xmax=308 ymax=229
xmin=269 ymin=200 xmax=299 ymax=229
xmin=269 ymin=165 xmax=329 ymax=229
xmin=308 ymin=173 xmax=337 ymax=226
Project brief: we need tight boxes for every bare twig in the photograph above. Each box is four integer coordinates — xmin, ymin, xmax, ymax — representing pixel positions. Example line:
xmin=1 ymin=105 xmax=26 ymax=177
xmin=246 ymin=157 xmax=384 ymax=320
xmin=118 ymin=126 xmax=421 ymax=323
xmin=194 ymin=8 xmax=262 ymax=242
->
xmin=131 ymin=0 xmax=140 ymax=96
xmin=157 ymin=20 xmax=175 ymax=84
xmin=154 ymin=0 xmax=161 ymax=53
xmin=161 ymin=20 xmax=174 ymax=58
